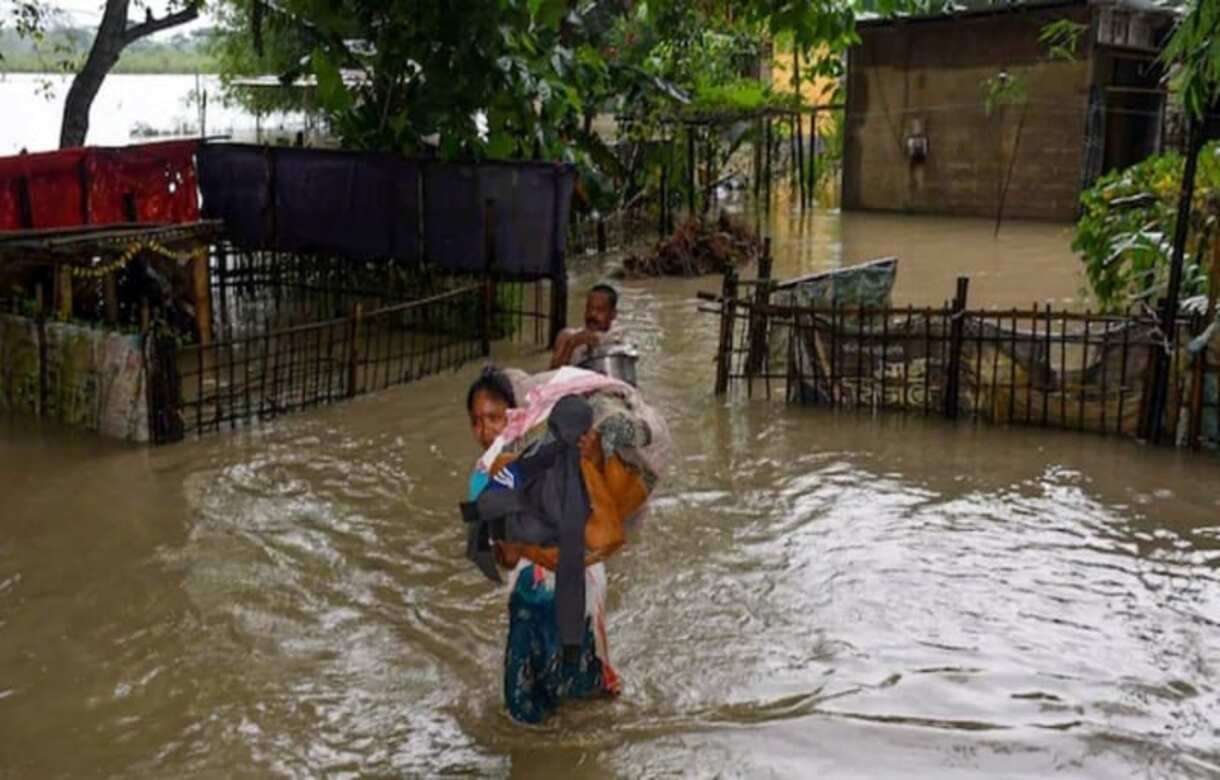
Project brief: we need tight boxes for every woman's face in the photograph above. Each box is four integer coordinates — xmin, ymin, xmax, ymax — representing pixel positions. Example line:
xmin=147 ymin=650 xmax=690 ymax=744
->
xmin=470 ymin=390 xmax=509 ymax=450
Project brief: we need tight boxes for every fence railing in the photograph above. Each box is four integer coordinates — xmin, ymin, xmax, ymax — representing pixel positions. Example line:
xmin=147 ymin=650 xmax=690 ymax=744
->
xmin=704 ymin=271 xmax=1219 ymax=449
xmin=148 ymin=285 xmax=487 ymax=442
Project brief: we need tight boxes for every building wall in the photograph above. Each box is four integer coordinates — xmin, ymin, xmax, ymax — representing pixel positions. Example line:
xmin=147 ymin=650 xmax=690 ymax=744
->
xmin=771 ymin=46 xmax=839 ymax=135
xmin=842 ymin=7 xmax=1092 ymax=221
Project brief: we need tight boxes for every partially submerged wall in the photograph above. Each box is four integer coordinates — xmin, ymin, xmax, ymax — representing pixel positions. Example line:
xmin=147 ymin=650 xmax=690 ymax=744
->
xmin=0 ymin=316 xmax=148 ymax=441
xmin=843 ymin=7 xmax=1092 ymax=221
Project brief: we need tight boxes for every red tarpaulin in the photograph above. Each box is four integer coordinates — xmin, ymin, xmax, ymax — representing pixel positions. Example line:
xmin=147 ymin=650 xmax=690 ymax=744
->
xmin=0 ymin=140 xmax=199 ymax=231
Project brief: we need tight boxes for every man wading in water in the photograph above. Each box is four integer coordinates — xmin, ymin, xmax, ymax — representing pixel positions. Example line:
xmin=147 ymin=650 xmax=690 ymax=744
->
xmin=550 ymin=284 xmax=622 ymax=369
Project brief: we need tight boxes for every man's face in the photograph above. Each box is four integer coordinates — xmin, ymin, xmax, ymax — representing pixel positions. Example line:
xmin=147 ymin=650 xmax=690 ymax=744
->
xmin=584 ymin=291 xmax=616 ymax=332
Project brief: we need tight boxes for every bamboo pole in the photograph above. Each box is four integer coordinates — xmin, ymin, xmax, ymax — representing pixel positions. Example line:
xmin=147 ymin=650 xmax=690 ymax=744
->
xmin=1145 ymin=113 xmax=1206 ymax=442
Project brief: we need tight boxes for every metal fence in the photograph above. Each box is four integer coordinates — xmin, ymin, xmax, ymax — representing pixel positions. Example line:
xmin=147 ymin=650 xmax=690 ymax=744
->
xmin=146 ymin=245 xmax=560 ymax=443
xmin=706 ymin=271 xmax=1219 ymax=449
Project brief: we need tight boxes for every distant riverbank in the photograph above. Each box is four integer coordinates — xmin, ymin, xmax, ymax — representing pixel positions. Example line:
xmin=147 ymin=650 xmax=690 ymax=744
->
xmin=0 ymin=27 xmax=218 ymax=76
xmin=0 ymin=60 xmax=219 ymax=75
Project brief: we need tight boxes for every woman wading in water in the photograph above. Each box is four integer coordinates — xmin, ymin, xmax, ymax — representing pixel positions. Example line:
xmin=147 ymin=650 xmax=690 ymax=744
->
xmin=464 ymin=366 xmax=649 ymax=723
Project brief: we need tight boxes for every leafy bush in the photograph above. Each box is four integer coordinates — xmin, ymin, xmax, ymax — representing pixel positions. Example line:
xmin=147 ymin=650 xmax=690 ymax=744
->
xmin=1073 ymin=142 xmax=1219 ymax=311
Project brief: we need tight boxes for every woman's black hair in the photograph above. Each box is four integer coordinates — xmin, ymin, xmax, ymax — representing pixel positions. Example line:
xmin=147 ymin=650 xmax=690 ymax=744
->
xmin=466 ymin=366 xmax=517 ymax=413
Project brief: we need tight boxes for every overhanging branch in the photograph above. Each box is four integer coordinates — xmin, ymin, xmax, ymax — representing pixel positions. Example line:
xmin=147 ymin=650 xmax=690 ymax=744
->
xmin=123 ymin=3 xmax=200 ymax=44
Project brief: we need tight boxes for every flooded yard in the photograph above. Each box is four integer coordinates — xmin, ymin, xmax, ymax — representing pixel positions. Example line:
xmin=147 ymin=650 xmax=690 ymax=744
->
xmin=2 ymin=211 xmax=1217 ymax=777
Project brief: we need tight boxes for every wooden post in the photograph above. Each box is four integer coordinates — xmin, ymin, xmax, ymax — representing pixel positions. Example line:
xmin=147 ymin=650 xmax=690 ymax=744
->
xmin=482 ymin=198 xmax=497 ymax=357
xmin=103 ymin=273 xmax=119 ymax=324
xmin=190 ymin=247 xmax=212 ymax=347
xmin=714 ymin=267 xmax=740 ymax=396
xmin=596 ymin=217 xmax=607 ymax=254
xmin=54 ymin=264 xmax=73 ymax=321
xmin=944 ymin=276 xmax=970 ymax=419
xmin=347 ymin=302 xmax=364 ymax=398
xmin=744 ymin=237 xmax=774 ymax=378
xmin=146 ymin=329 xmax=184 ymax=444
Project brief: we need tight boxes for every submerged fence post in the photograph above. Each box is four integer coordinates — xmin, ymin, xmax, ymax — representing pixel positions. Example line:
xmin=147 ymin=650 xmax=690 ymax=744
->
xmin=744 ymin=237 xmax=774 ymax=379
xmin=944 ymin=276 xmax=970 ymax=419
xmin=482 ymin=198 xmax=497 ymax=357
xmin=715 ymin=267 xmax=740 ymax=396
xmin=145 ymin=326 xmax=184 ymax=444
xmin=347 ymin=302 xmax=363 ymax=398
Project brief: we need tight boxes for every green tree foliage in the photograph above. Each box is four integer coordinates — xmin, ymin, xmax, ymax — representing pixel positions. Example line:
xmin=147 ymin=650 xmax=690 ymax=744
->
xmin=216 ymin=0 xmax=626 ymax=157
xmin=1070 ymin=0 xmax=1220 ymax=311
xmin=1161 ymin=0 xmax=1220 ymax=122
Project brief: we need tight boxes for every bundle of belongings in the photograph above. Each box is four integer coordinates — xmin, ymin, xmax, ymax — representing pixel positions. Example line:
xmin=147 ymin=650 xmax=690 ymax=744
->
xmin=461 ymin=366 xmax=670 ymax=657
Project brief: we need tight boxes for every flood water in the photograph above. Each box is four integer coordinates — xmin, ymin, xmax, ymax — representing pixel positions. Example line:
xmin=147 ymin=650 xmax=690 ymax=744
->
xmin=0 ymin=73 xmax=304 ymax=155
xmin=3 ymin=211 xmax=1219 ymax=777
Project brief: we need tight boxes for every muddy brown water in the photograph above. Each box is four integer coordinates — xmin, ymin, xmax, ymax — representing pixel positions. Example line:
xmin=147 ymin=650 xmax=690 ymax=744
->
xmin=3 ymin=213 xmax=1219 ymax=778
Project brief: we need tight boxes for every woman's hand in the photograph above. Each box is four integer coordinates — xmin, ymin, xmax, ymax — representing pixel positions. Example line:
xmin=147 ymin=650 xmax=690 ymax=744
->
xmin=577 ymin=428 xmax=604 ymax=470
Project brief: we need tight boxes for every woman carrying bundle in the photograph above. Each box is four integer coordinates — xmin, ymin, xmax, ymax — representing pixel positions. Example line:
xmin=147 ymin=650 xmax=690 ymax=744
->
xmin=463 ymin=366 xmax=654 ymax=724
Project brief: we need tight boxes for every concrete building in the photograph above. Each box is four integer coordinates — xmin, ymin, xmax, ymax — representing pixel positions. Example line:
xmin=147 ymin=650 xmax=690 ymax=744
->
xmin=841 ymin=0 xmax=1180 ymax=221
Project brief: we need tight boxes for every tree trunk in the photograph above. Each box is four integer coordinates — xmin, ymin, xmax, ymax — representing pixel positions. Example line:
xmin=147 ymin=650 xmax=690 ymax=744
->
xmin=59 ymin=0 xmax=200 ymax=149
xmin=60 ymin=0 xmax=130 ymax=148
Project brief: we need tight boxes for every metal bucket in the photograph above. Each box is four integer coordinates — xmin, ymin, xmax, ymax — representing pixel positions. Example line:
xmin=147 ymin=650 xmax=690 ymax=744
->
xmin=580 ymin=343 xmax=639 ymax=387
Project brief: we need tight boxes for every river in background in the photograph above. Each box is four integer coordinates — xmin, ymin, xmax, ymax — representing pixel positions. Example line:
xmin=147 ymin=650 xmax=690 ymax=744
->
xmin=1 ymin=72 xmax=304 ymax=155
xmin=2 ymin=93 xmax=1218 ymax=776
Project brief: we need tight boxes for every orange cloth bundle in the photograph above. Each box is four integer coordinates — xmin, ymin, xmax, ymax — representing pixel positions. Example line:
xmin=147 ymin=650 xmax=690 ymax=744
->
xmin=492 ymin=452 xmax=649 ymax=571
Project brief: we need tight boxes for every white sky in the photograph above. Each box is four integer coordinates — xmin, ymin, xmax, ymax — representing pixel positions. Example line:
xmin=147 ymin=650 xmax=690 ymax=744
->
xmin=3 ymin=0 xmax=217 ymax=39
